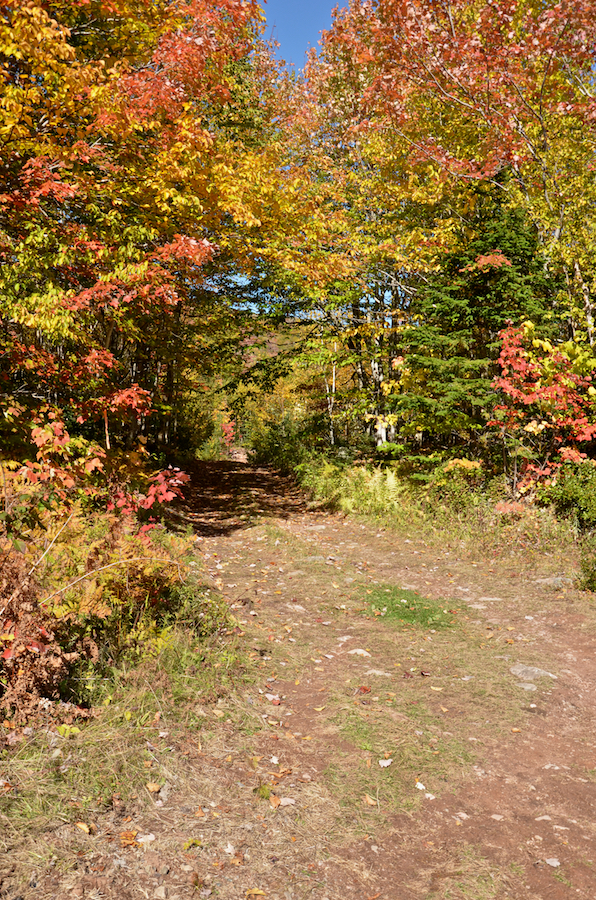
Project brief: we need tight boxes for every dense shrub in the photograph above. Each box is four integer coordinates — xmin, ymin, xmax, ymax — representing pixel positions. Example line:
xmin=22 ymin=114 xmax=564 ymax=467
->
xmin=539 ymin=462 xmax=596 ymax=532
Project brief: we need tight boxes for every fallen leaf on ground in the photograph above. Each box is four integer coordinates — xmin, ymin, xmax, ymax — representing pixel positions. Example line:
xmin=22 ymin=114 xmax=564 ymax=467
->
xmin=356 ymin=685 xmax=371 ymax=694
xmin=430 ymin=686 xmax=443 ymax=692
xmin=280 ymin=797 xmax=296 ymax=806
xmin=270 ymin=795 xmax=281 ymax=809
xmin=146 ymin=782 xmax=161 ymax=793
xmin=195 ymin=808 xmax=205 ymax=817
xmin=363 ymin=794 xmax=377 ymax=806
xmin=75 ymin=822 xmax=90 ymax=834
xmin=246 ymin=891 xmax=266 ymax=898
xmin=313 ymin=706 xmax=326 ymax=711
xmin=119 ymin=830 xmax=139 ymax=847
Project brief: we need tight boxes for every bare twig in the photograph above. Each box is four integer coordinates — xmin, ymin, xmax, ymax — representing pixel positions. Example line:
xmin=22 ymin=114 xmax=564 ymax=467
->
xmin=26 ymin=512 xmax=74 ymax=579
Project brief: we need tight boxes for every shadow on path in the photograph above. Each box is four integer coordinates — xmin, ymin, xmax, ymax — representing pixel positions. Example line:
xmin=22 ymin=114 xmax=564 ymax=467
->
xmin=174 ymin=461 xmax=309 ymax=537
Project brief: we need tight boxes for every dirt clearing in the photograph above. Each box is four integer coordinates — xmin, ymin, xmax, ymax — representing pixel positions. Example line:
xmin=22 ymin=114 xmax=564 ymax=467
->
xmin=2 ymin=461 xmax=595 ymax=900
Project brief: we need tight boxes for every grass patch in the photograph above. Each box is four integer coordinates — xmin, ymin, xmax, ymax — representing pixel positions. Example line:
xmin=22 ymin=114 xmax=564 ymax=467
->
xmin=0 ymin=626 xmax=248 ymax=873
xmin=360 ymin=585 xmax=458 ymax=630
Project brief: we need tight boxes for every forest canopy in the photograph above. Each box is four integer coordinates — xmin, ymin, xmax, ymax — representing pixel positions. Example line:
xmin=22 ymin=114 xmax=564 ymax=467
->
xmin=3 ymin=1 xmax=596 ymax=711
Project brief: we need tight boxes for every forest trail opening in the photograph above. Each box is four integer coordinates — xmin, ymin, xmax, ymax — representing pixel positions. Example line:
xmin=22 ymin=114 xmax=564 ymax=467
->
xmin=24 ymin=463 xmax=596 ymax=900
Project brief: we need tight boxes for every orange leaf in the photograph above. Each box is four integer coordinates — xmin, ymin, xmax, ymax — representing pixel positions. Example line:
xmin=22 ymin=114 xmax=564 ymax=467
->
xmin=119 ymin=830 xmax=139 ymax=847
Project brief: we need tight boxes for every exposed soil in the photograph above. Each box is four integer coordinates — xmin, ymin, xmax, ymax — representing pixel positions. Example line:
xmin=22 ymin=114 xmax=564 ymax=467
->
xmin=4 ymin=461 xmax=596 ymax=900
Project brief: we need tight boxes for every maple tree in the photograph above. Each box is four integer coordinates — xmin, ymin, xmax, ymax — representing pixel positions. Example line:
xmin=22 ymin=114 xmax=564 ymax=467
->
xmin=315 ymin=0 xmax=596 ymax=335
xmin=0 ymin=0 xmax=277 ymax=467
xmin=491 ymin=322 xmax=596 ymax=490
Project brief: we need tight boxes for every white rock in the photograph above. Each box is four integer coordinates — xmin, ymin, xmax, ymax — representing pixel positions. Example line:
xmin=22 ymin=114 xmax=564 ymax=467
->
xmin=348 ymin=649 xmax=371 ymax=657
xmin=545 ymin=858 xmax=560 ymax=868
xmin=137 ymin=833 xmax=156 ymax=845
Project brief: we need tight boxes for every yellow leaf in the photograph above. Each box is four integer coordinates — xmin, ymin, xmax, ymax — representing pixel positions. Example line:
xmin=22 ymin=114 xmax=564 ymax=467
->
xmin=363 ymin=793 xmax=376 ymax=806
xmin=146 ymin=782 xmax=161 ymax=793
xmin=313 ymin=706 xmax=326 ymax=711
xmin=75 ymin=822 xmax=90 ymax=834
xmin=246 ymin=891 xmax=266 ymax=898
xmin=119 ymin=830 xmax=139 ymax=847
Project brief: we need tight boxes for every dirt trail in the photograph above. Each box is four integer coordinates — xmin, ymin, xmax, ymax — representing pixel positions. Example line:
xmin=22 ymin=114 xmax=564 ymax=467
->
xmin=33 ymin=463 xmax=596 ymax=900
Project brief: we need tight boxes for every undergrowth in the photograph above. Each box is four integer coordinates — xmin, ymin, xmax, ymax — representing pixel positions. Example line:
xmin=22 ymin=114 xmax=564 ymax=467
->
xmin=0 ymin=498 xmax=232 ymax=723
xmin=295 ymin=453 xmax=577 ymax=565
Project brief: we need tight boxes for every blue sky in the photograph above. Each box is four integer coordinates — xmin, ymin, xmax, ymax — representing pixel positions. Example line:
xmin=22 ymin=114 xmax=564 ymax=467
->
xmin=263 ymin=0 xmax=341 ymax=68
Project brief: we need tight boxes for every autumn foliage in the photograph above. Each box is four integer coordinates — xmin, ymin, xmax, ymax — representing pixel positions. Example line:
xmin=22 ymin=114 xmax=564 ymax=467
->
xmin=4 ymin=0 xmax=596 ymax=716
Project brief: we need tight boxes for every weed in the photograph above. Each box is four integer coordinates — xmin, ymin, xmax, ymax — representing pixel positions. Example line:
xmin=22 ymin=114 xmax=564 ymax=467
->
xmin=253 ymin=783 xmax=271 ymax=800
xmin=578 ymin=535 xmax=596 ymax=591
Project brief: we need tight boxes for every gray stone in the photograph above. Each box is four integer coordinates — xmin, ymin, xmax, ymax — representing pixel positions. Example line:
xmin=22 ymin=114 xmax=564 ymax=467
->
xmin=516 ymin=682 xmax=537 ymax=691
xmin=510 ymin=664 xmax=556 ymax=680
